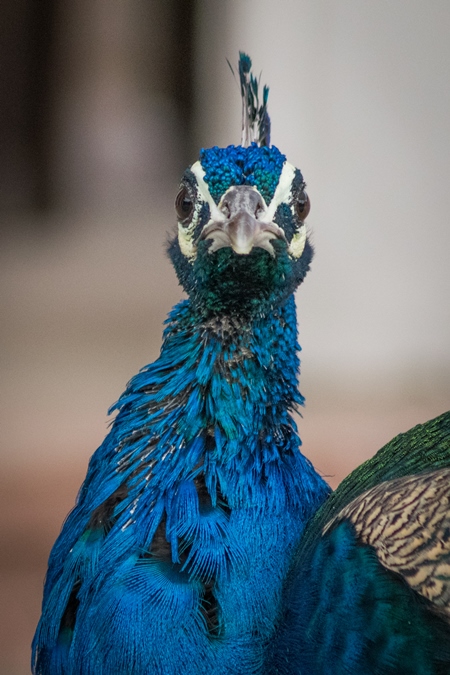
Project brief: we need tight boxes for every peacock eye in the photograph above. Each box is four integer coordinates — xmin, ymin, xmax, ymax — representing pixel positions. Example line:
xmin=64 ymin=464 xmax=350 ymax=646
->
xmin=294 ymin=190 xmax=310 ymax=221
xmin=175 ymin=186 xmax=195 ymax=225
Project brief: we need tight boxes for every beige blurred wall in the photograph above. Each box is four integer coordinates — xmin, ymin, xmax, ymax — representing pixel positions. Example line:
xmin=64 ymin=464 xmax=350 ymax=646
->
xmin=1 ymin=2 xmax=449 ymax=673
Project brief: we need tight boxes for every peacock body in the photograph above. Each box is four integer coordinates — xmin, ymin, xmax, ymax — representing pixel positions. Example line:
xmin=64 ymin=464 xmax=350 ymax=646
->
xmin=32 ymin=55 xmax=330 ymax=674
xmin=33 ymin=54 xmax=450 ymax=675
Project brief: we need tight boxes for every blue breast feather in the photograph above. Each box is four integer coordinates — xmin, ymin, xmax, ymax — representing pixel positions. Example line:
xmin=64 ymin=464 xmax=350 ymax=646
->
xmin=33 ymin=294 xmax=330 ymax=675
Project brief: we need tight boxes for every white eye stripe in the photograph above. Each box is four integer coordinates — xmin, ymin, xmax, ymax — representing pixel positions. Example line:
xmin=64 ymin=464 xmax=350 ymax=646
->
xmin=190 ymin=161 xmax=226 ymax=223
xmin=268 ymin=161 xmax=308 ymax=259
xmin=263 ymin=161 xmax=297 ymax=222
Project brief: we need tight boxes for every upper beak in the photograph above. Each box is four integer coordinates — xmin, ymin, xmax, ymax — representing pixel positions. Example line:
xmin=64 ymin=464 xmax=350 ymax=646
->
xmin=200 ymin=186 xmax=286 ymax=256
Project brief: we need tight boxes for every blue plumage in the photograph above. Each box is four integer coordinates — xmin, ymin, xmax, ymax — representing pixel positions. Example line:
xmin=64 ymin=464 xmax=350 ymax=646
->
xmin=33 ymin=296 xmax=329 ymax=673
xmin=200 ymin=144 xmax=286 ymax=204
xmin=33 ymin=54 xmax=329 ymax=673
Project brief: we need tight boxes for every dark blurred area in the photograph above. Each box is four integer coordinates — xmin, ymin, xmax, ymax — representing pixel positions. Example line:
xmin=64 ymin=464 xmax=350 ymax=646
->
xmin=0 ymin=0 xmax=195 ymax=219
xmin=0 ymin=0 xmax=55 ymax=213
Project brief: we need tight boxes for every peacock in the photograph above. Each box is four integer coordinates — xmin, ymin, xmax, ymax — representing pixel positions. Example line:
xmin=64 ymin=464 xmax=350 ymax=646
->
xmin=32 ymin=54 xmax=450 ymax=675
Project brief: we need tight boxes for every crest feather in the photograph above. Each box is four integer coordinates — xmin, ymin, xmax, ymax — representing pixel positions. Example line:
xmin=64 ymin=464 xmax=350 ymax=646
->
xmin=227 ymin=52 xmax=271 ymax=148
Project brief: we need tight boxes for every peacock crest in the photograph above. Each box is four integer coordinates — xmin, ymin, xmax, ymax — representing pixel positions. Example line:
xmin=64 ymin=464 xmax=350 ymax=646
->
xmin=228 ymin=52 xmax=271 ymax=148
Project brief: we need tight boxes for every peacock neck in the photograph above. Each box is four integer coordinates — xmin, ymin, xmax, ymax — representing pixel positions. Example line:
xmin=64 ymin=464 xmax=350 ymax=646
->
xmin=104 ymin=293 xmax=323 ymax=510
xmin=164 ymin=293 xmax=305 ymax=439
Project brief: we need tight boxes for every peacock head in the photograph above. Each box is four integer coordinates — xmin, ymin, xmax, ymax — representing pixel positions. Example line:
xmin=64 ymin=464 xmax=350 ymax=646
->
xmin=168 ymin=54 xmax=313 ymax=316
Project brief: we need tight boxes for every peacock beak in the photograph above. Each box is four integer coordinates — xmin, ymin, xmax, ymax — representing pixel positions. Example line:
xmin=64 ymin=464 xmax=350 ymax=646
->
xmin=200 ymin=185 xmax=286 ymax=256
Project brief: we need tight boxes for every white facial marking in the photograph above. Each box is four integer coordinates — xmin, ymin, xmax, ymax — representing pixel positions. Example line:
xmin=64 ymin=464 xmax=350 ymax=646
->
xmin=177 ymin=161 xmax=231 ymax=260
xmin=178 ymin=223 xmax=196 ymax=259
xmin=190 ymin=162 xmax=225 ymax=224
xmin=177 ymin=161 xmax=217 ymax=260
xmin=288 ymin=226 xmax=307 ymax=258
xmin=264 ymin=160 xmax=309 ymax=259
xmin=263 ymin=161 xmax=297 ymax=223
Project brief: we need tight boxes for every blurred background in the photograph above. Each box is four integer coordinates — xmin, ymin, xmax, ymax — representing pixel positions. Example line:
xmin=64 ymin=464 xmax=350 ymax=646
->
xmin=1 ymin=1 xmax=449 ymax=672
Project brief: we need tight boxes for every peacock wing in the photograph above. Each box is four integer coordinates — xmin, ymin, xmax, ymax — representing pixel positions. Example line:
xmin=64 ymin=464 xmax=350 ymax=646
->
xmin=323 ymin=467 xmax=450 ymax=619
xmin=268 ymin=411 xmax=450 ymax=675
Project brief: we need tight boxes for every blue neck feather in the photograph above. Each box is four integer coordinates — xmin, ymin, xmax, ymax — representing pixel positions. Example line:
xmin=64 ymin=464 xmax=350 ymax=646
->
xmin=54 ymin=293 xmax=328 ymax=572
xmin=105 ymin=294 xmax=317 ymax=505
xmin=34 ymin=292 xmax=330 ymax=675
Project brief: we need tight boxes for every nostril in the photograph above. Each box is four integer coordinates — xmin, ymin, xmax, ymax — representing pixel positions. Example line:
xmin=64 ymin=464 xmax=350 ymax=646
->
xmin=221 ymin=202 xmax=231 ymax=219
